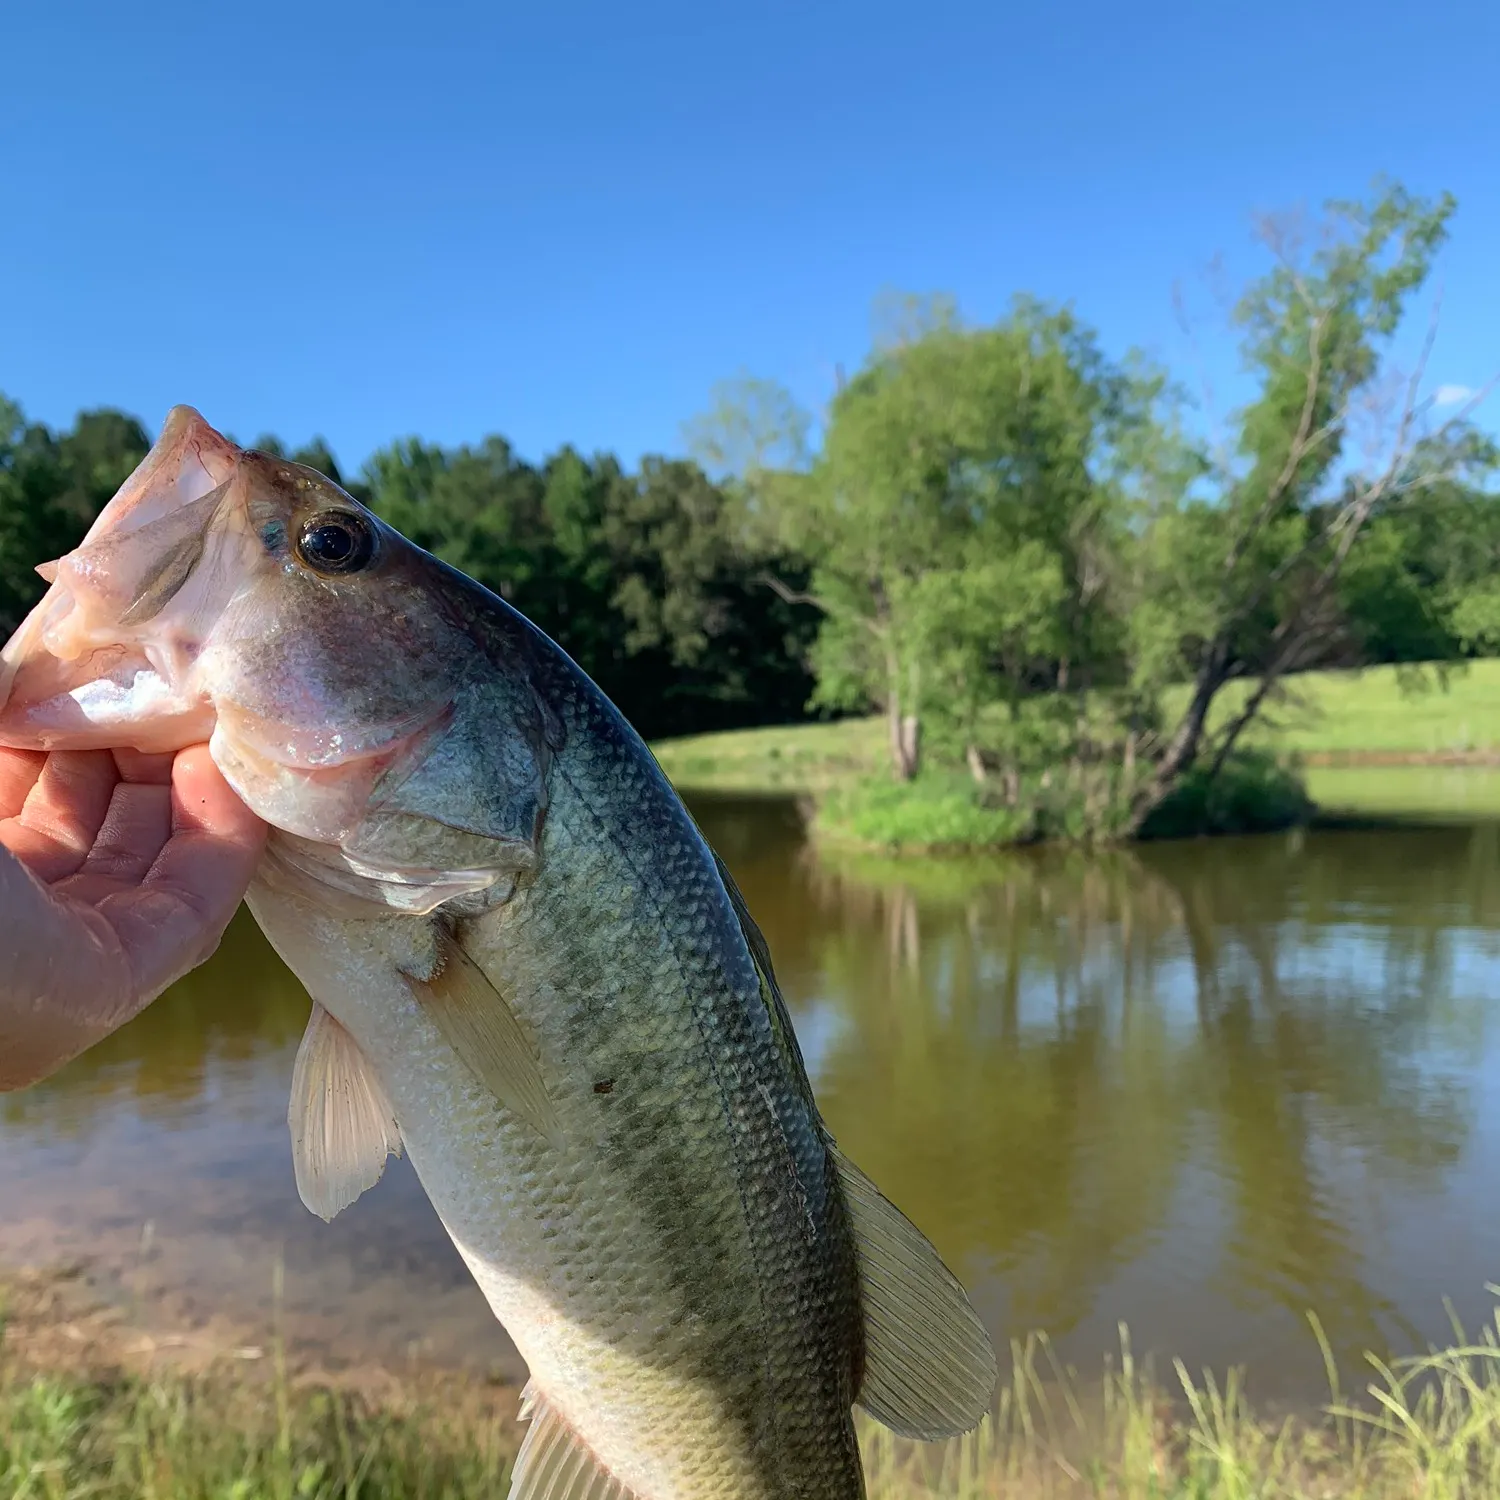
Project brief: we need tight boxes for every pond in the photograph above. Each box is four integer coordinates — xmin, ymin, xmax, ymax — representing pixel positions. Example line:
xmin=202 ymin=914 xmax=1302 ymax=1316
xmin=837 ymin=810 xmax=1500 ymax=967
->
xmin=6 ymin=770 xmax=1500 ymax=1403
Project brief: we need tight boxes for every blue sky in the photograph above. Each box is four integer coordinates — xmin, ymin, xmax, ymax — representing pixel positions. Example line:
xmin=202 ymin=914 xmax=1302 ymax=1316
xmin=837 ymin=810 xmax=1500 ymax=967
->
xmin=4 ymin=0 xmax=1496 ymax=477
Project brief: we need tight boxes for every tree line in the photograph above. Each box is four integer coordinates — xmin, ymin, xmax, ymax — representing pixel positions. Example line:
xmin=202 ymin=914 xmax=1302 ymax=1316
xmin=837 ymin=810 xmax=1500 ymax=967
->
xmin=0 ymin=403 xmax=820 ymax=741
xmin=2 ymin=179 xmax=1496 ymax=829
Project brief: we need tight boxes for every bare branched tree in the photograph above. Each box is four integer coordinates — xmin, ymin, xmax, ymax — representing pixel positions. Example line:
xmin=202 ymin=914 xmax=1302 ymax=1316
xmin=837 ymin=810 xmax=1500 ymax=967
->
xmin=1127 ymin=184 xmax=1491 ymax=831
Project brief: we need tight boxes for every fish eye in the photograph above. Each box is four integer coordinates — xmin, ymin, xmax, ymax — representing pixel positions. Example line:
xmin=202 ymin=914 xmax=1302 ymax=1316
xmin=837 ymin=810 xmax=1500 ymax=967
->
xmin=295 ymin=511 xmax=376 ymax=576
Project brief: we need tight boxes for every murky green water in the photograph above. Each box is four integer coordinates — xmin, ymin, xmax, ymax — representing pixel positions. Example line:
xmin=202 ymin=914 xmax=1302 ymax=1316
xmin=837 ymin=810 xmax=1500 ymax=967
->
xmin=6 ymin=772 xmax=1500 ymax=1400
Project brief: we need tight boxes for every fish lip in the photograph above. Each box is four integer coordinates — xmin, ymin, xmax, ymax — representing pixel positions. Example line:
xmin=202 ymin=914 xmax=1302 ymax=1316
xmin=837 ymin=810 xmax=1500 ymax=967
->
xmin=78 ymin=405 xmax=240 ymax=548
xmin=0 ymin=582 xmax=74 ymax=723
xmin=213 ymin=696 xmax=453 ymax=773
xmin=0 ymin=645 xmax=217 ymax=754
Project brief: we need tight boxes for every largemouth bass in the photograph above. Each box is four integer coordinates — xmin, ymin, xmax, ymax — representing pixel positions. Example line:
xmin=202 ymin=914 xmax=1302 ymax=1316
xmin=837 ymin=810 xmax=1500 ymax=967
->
xmin=0 ymin=408 xmax=996 ymax=1499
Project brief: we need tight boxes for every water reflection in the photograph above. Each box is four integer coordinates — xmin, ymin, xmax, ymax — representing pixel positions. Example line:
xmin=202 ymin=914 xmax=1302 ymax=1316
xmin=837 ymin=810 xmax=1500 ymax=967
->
xmin=700 ymin=800 xmax=1497 ymax=1394
xmin=3 ymin=793 xmax=1500 ymax=1399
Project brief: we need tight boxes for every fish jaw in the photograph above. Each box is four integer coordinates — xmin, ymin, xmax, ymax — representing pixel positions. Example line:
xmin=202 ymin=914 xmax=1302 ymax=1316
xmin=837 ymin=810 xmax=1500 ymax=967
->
xmin=0 ymin=407 xmax=244 ymax=753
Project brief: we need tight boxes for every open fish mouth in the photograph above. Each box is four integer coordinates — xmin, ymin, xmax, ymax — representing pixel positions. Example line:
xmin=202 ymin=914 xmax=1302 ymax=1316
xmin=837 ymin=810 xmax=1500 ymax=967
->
xmin=0 ymin=407 xmax=241 ymax=754
xmin=0 ymin=405 xmax=454 ymax=772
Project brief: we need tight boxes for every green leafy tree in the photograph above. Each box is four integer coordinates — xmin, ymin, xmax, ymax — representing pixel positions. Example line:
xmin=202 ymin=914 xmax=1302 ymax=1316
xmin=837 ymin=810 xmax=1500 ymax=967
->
xmin=364 ymin=433 xmax=815 ymax=738
xmin=700 ymin=296 xmax=1171 ymax=783
xmin=1125 ymin=181 xmax=1485 ymax=829
xmin=1338 ymin=433 xmax=1500 ymax=662
xmin=0 ymin=398 xmax=150 ymax=636
xmin=599 ymin=454 xmax=818 ymax=732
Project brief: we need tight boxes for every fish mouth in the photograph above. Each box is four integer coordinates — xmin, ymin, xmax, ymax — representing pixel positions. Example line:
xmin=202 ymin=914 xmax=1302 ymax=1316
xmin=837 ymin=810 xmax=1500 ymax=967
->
xmin=213 ymin=698 xmax=452 ymax=773
xmin=0 ymin=403 xmax=465 ymax=869
xmin=0 ymin=406 xmax=240 ymax=754
xmin=0 ymin=648 xmax=218 ymax=754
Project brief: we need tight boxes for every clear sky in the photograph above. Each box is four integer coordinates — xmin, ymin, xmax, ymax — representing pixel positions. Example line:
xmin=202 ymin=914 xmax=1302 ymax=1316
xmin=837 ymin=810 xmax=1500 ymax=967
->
xmin=4 ymin=0 xmax=1496 ymax=476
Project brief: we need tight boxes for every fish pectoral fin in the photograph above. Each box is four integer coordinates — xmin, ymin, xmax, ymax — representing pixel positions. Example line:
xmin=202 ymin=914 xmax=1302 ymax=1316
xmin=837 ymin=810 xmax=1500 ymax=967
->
xmin=402 ymin=929 xmax=561 ymax=1144
xmin=509 ymin=1383 xmax=638 ymax=1500
xmin=834 ymin=1145 xmax=999 ymax=1440
xmin=288 ymin=1003 xmax=403 ymax=1223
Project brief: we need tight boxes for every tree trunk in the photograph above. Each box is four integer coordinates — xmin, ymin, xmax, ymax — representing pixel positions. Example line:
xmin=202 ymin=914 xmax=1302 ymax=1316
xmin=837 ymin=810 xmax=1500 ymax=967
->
xmin=886 ymin=700 xmax=912 ymax=781
xmin=886 ymin=703 xmax=920 ymax=780
xmin=899 ymin=714 xmax=921 ymax=779
xmin=1126 ymin=648 xmax=1229 ymax=834
xmin=965 ymin=743 xmax=987 ymax=785
xmin=883 ymin=640 xmax=918 ymax=782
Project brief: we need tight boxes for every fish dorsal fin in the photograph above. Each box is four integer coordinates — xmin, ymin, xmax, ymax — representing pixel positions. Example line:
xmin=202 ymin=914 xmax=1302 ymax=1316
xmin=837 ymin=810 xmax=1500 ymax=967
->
xmin=402 ymin=928 xmax=560 ymax=1144
xmin=709 ymin=847 xmax=779 ymax=987
xmin=508 ymin=1382 xmax=639 ymax=1500
xmin=833 ymin=1145 xmax=998 ymax=1440
xmin=709 ymin=848 xmax=818 ymax=1115
xmin=288 ymin=1003 xmax=403 ymax=1222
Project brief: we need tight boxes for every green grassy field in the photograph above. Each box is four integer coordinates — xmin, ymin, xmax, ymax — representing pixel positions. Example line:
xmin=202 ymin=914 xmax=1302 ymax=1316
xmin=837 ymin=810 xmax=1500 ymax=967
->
xmin=651 ymin=661 xmax=1500 ymax=797
xmin=1201 ymin=660 xmax=1500 ymax=760
xmin=12 ymin=1312 xmax=1500 ymax=1499
xmin=1306 ymin=765 xmax=1500 ymax=820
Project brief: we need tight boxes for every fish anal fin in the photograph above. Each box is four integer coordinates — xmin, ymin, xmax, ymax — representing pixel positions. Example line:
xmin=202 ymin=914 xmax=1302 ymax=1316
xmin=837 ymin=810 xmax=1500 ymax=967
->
xmin=509 ymin=1382 xmax=634 ymax=1500
xmin=288 ymin=1003 xmax=402 ymax=1223
xmin=403 ymin=929 xmax=561 ymax=1145
xmin=834 ymin=1145 xmax=998 ymax=1440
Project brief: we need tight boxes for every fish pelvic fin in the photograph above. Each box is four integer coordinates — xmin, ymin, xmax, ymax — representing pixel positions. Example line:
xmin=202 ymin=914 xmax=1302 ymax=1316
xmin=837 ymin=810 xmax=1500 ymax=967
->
xmin=288 ymin=1003 xmax=403 ymax=1222
xmin=833 ymin=1144 xmax=998 ymax=1440
xmin=402 ymin=927 xmax=561 ymax=1145
xmin=509 ymin=1382 xmax=637 ymax=1500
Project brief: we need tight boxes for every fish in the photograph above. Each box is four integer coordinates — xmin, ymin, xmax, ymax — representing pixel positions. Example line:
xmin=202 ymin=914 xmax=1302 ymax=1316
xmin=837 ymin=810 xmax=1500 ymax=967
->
xmin=0 ymin=407 xmax=997 ymax=1499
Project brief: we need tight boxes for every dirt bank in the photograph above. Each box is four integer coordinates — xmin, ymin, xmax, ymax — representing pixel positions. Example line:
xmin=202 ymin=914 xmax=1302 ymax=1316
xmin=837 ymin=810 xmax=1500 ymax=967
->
xmin=0 ymin=1260 xmax=524 ymax=1435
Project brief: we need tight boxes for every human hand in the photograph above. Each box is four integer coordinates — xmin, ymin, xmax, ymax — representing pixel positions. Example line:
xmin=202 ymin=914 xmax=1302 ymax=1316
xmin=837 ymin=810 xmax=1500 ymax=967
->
xmin=0 ymin=745 xmax=268 ymax=1091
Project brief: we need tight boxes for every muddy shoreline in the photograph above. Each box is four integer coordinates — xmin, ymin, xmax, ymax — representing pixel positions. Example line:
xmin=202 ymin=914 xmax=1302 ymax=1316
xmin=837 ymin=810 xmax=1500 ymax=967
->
xmin=0 ymin=1257 xmax=524 ymax=1428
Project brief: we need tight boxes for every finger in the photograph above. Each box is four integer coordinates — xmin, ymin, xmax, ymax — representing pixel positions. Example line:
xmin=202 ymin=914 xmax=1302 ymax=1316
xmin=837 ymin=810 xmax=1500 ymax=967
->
xmin=0 ymin=748 xmax=47 ymax=820
xmin=112 ymin=748 xmax=176 ymax=786
xmin=99 ymin=746 xmax=267 ymax=999
xmin=0 ymin=751 xmax=119 ymax=883
xmin=62 ymin=781 xmax=174 ymax=896
xmin=0 ymin=844 xmax=132 ymax=1092
xmin=170 ymin=745 xmax=266 ymax=849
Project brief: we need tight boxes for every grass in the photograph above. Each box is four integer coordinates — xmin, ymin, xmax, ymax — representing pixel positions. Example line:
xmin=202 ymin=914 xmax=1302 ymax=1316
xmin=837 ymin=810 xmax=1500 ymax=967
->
xmin=15 ymin=1298 xmax=1500 ymax=1499
xmin=1192 ymin=660 xmax=1500 ymax=761
xmin=862 ymin=1309 xmax=1500 ymax=1498
xmin=649 ymin=660 xmax=1500 ymax=798
xmin=0 ymin=1369 xmax=513 ymax=1500
xmin=807 ymin=751 xmax=1314 ymax=853
xmin=652 ymin=714 xmax=890 ymax=795
xmin=1305 ymin=765 xmax=1500 ymax=821
xmin=814 ymin=771 xmax=1042 ymax=852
